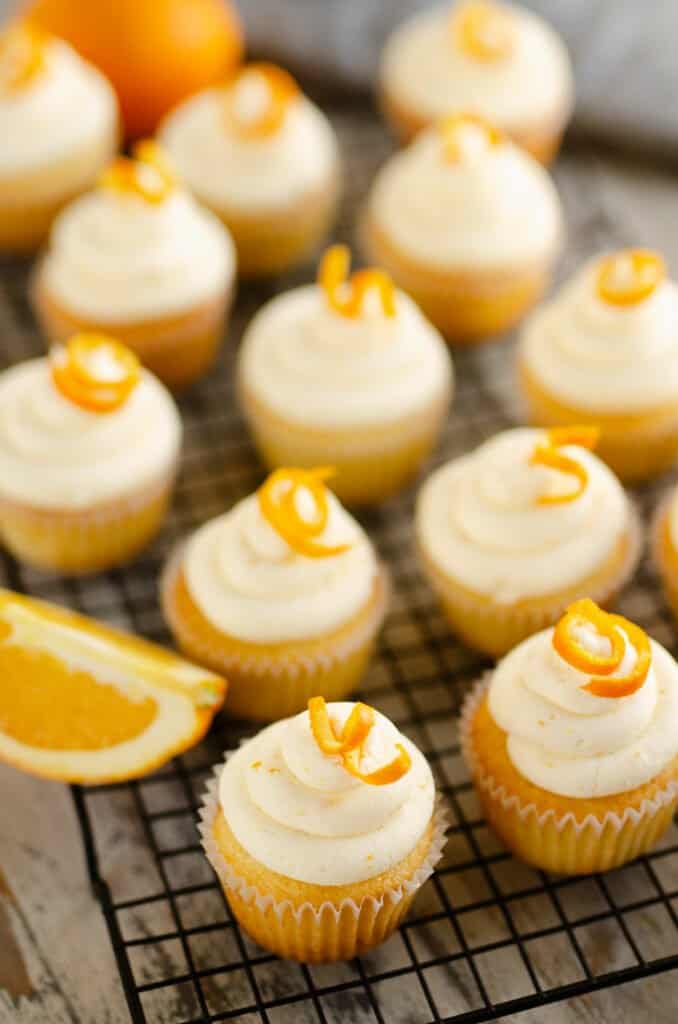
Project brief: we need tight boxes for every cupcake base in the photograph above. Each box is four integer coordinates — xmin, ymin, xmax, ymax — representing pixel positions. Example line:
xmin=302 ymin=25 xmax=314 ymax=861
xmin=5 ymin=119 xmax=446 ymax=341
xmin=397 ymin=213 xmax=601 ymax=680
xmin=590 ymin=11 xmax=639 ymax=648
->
xmin=161 ymin=553 xmax=390 ymax=721
xmin=461 ymin=679 xmax=678 ymax=874
xmin=361 ymin=216 xmax=555 ymax=345
xmin=199 ymin=771 xmax=448 ymax=962
xmin=239 ymin=385 xmax=451 ymax=506
xmin=518 ymin=360 xmax=678 ymax=483
xmin=32 ymin=277 xmax=232 ymax=393
xmin=0 ymin=472 xmax=175 ymax=575
xmin=418 ymin=511 xmax=642 ymax=658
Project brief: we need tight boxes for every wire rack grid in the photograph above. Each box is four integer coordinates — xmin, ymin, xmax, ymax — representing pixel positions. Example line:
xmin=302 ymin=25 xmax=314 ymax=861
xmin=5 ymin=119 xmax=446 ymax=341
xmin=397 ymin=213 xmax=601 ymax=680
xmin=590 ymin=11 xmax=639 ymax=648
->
xmin=1 ymin=107 xmax=678 ymax=1024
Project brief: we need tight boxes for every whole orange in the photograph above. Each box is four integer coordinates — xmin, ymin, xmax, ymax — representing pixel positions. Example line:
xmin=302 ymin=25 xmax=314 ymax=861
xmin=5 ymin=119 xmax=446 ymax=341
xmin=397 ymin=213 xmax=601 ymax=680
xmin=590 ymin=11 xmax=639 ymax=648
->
xmin=28 ymin=0 xmax=243 ymax=139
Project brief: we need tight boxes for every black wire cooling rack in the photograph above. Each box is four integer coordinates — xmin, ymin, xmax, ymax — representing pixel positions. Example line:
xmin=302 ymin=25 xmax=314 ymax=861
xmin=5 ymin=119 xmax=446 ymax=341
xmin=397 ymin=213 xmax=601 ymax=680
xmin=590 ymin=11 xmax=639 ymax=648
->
xmin=1 ymin=107 xmax=678 ymax=1024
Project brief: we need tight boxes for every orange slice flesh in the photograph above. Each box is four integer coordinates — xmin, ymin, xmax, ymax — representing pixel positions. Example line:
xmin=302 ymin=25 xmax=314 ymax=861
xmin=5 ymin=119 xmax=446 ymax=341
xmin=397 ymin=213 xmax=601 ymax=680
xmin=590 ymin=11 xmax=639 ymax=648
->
xmin=0 ymin=22 xmax=46 ymax=94
xmin=453 ymin=1 xmax=515 ymax=62
xmin=224 ymin=62 xmax=299 ymax=138
xmin=0 ymin=590 xmax=226 ymax=784
xmin=596 ymin=249 xmax=666 ymax=307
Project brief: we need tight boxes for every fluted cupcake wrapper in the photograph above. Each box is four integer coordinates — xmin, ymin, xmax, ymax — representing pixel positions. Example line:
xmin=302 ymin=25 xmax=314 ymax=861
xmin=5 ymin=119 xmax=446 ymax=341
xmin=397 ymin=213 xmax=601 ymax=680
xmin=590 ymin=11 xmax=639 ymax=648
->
xmin=460 ymin=675 xmax=678 ymax=874
xmin=199 ymin=763 xmax=449 ymax=961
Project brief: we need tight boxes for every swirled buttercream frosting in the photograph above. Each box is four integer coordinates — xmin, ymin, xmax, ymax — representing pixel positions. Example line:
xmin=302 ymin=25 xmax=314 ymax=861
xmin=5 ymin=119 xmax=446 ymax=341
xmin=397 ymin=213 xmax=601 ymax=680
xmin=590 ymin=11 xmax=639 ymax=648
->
xmin=238 ymin=283 xmax=453 ymax=428
xmin=521 ymin=254 xmax=678 ymax=411
xmin=218 ymin=701 xmax=435 ymax=883
xmin=0 ymin=358 xmax=181 ymax=508
xmin=367 ymin=122 xmax=562 ymax=268
xmin=488 ymin=615 xmax=678 ymax=797
xmin=415 ymin=428 xmax=630 ymax=603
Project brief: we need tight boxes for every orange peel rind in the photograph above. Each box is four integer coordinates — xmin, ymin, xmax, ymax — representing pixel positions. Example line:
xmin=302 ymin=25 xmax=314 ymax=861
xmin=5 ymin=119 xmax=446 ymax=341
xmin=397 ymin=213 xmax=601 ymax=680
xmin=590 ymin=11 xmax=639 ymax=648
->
xmin=452 ymin=1 xmax=515 ymax=62
xmin=530 ymin=425 xmax=600 ymax=506
xmin=51 ymin=333 xmax=141 ymax=414
xmin=308 ymin=697 xmax=412 ymax=786
xmin=224 ymin=62 xmax=299 ymax=138
xmin=0 ymin=22 xmax=46 ymax=94
xmin=318 ymin=245 xmax=396 ymax=320
xmin=552 ymin=598 xmax=651 ymax=699
xmin=258 ymin=467 xmax=352 ymax=559
xmin=440 ymin=112 xmax=504 ymax=162
xmin=100 ymin=140 xmax=176 ymax=205
xmin=596 ymin=249 xmax=666 ymax=307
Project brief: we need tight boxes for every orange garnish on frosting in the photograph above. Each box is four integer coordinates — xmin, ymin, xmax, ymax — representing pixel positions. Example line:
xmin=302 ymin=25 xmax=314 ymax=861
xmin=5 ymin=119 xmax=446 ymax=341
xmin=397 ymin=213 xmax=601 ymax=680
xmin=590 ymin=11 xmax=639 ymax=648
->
xmin=440 ymin=112 xmax=504 ymax=162
xmin=553 ymin=599 xmax=651 ymax=698
xmin=258 ymin=467 xmax=352 ymax=559
xmin=318 ymin=245 xmax=396 ymax=320
xmin=99 ymin=140 xmax=176 ymax=205
xmin=0 ymin=22 xmax=46 ymax=94
xmin=452 ymin=1 xmax=515 ymax=62
xmin=530 ymin=426 xmax=600 ymax=506
xmin=223 ymin=62 xmax=299 ymax=138
xmin=308 ymin=697 xmax=412 ymax=786
xmin=596 ymin=249 xmax=666 ymax=307
xmin=51 ymin=334 xmax=141 ymax=414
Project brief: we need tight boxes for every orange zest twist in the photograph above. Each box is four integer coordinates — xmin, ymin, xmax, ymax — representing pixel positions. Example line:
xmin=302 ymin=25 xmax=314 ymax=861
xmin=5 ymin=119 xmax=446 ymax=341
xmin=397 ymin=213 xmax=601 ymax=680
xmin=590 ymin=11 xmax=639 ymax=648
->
xmin=258 ymin=467 xmax=352 ymax=559
xmin=318 ymin=245 xmax=396 ymax=320
xmin=224 ymin=62 xmax=299 ymax=138
xmin=440 ymin=112 xmax=504 ymax=162
xmin=530 ymin=425 xmax=600 ymax=506
xmin=99 ymin=140 xmax=176 ymax=205
xmin=308 ymin=697 xmax=412 ymax=786
xmin=596 ymin=249 xmax=666 ymax=307
xmin=452 ymin=0 xmax=515 ymax=61
xmin=552 ymin=599 xmax=651 ymax=698
xmin=51 ymin=334 xmax=141 ymax=414
xmin=0 ymin=22 xmax=46 ymax=93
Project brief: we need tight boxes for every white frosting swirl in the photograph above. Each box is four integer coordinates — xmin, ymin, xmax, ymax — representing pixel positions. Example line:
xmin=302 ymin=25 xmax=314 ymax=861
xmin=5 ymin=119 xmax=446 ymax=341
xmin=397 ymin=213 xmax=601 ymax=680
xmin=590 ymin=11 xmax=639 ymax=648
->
xmin=0 ymin=37 xmax=117 ymax=176
xmin=238 ymin=284 xmax=453 ymax=428
xmin=368 ymin=126 xmax=562 ymax=268
xmin=520 ymin=259 xmax=678 ymax=411
xmin=40 ymin=186 xmax=235 ymax=323
xmin=219 ymin=703 xmax=435 ymax=884
xmin=0 ymin=358 xmax=181 ymax=509
xmin=380 ymin=3 xmax=573 ymax=130
xmin=184 ymin=489 xmax=379 ymax=643
xmin=416 ymin=428 xmax=631 ymax=603
xmin=489 ymin=626 xmax=678 ymax=797
xmin=160 ymin=87 xmax=339 ymax=211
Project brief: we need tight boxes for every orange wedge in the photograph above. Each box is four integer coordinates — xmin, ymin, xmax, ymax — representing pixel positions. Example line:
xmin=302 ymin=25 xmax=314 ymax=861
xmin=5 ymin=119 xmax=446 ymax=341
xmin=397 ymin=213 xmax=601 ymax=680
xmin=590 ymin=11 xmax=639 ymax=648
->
xmin=0 ymin=590 xmax=226 ymax=784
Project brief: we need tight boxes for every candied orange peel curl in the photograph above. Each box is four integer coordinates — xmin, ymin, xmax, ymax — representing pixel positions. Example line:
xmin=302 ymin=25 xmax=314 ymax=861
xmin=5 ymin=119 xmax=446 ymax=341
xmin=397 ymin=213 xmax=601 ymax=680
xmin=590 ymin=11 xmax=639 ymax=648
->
xmin=224 ymin=62 xmax=299 ymax=138
xmin=441 ymin=112 xmax=504 ymax=163
xmin=51 ymin=333 xmax=141 ymax=414
xmin=258 ymin=467 xmax=352 ymax=559
xmin=100 ymin=140 xmax=176 ymax=205
xmin=308 ymin=697 xmax=412 ymax=786
xmin=530 ymin=426 xmax=600 ymax=506
xmin=318 ymin=245 xmax=396 ymax=320
xmin=452 ymin=1 xmax=515 ymax=62
xmin=553 ymin=599 xmax=651 ymax=698
xmin=0 ymin=21 xmax=46 ymax=94
xmin=596 ymin=249 xmax=666 ymax=307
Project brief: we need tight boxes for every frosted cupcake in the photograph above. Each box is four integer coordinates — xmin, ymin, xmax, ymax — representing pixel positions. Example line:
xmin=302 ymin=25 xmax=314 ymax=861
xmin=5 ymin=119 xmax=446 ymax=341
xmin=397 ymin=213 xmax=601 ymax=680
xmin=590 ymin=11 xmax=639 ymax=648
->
xmin=161 ymin=468 xmax=389 ymax=721
xmin=159 ymin=63 xmax=341 ymax=277
xmin=519 ymin=249 xmax=678 ymax=483
xmin=362 ymin=114 xmax=563 ymax=343
xmin=379 ymin=0 xmax=573 ymax=163
xmin=238 ymin=246 xmax=454 ymax=505
xmin=0 ymin=334 xmax=181 ymax=574
xmin=200 ymin=697 xmax=447 ymax=961
xmin=415 ymin=427 xmax=641 ymax=657
xmin=32 ymin=141 xmax=235 ymax=392
xmin=0 ymin=21 xmax=118 ymax=252
xmin=462 ymin=600 xmax=678 ymax=873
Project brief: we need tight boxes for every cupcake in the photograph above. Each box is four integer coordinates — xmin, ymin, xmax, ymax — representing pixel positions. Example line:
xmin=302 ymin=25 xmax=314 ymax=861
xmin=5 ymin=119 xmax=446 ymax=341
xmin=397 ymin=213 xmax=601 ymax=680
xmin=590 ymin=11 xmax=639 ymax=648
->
xmin=200 ymin=696 xmax=447 ymax=961
xmin=461 ymin=600 xmax=678 ymax=873
xmin=32 ymin=141 xmax=235 ymax=392
xmin=161 ymin=467 xmax=389 ymax=721
xmin=159 ymin=63 xmax=341 ymax=277
xmin=519 ymin=248 xmax=678 ymax=483
xmin=379 ymin=0 xmax=573 ymax=163
xmin=652 ymin=486 xmax=678 ymax=626
xmin=0 ymin=21 xmax=118 ymax=252
xmin=361 ymin=114 xmax=563 ymax=344
xmin=237 ymin=245 xmax=454 ymax=506
xmin=415 ymin=427 xmax=641 ymax=657
xmin=0 ymin=334 xmax=181 ymax=574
